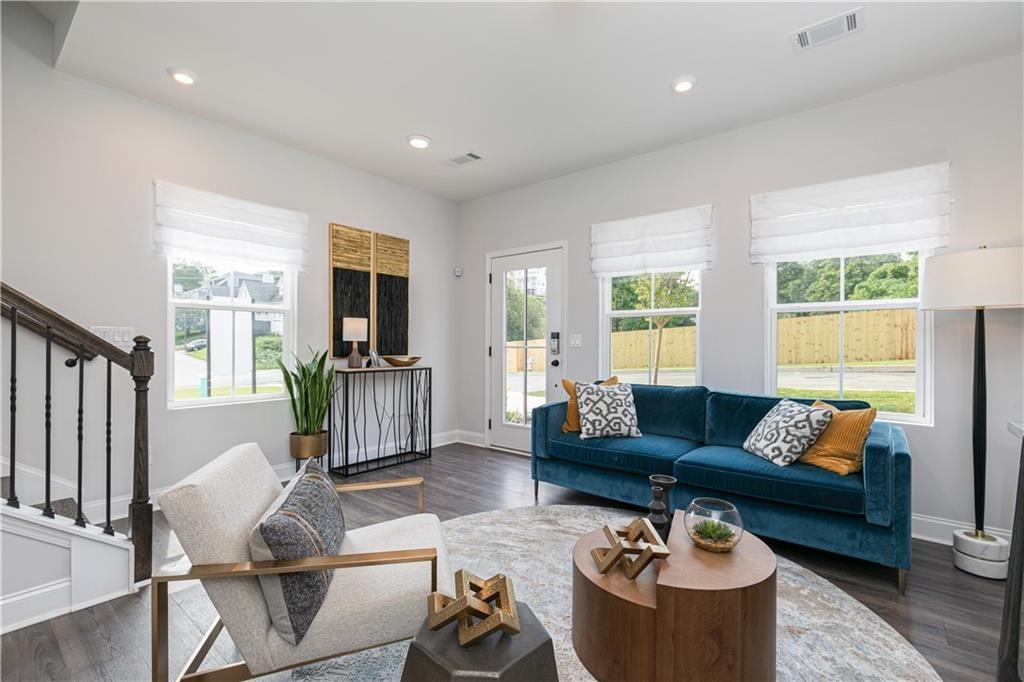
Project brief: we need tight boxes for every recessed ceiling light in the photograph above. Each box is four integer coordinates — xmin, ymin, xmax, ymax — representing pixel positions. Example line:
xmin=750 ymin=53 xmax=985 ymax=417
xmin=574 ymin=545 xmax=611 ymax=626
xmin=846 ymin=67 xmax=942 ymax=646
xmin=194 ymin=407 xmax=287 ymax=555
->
xmin=166 ymin=67 xmax=198 ymax=86
xmin=407 ymin=134 xmax=431 ymax=150
xmin=671 ymin=75 xmax=696 ymax=94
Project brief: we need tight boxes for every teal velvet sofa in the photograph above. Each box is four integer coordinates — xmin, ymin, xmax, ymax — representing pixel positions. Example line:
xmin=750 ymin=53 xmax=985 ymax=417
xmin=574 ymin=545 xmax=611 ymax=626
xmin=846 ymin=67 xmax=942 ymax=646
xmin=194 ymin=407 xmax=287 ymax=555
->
xmin=531 ymin=385 xmax=911 ymax=580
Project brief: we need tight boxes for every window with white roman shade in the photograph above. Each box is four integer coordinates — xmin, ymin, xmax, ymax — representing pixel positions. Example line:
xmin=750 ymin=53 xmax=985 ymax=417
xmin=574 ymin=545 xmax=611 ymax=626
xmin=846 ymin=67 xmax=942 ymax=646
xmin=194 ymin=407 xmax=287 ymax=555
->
xmin=155 ymin=180 xmax=306 ymax=407
xmin=594 ymin=204 xmax=712 ymax=387
xmin=749 ymin=162 xmax=951 ymax=264
xmin=590 ymin=204 xmax=713 ymax=278
xmin=154 ymin=180 xmax=310 ymax=271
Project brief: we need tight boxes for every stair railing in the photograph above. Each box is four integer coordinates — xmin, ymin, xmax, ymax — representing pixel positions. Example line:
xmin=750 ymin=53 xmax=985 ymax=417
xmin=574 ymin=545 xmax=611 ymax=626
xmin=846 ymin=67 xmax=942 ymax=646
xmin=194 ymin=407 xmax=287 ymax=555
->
xmin=1 ymin=283 xmax=154 ymax=582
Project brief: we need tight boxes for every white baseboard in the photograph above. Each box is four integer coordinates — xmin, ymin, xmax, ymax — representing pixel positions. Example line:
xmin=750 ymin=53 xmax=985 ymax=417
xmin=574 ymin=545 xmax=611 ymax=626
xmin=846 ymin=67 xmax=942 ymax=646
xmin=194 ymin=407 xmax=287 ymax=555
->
xmin=454 ymin=430 xmax=485 ymax=446
xmin=911 ymin=513 xmax=1011 ymax=546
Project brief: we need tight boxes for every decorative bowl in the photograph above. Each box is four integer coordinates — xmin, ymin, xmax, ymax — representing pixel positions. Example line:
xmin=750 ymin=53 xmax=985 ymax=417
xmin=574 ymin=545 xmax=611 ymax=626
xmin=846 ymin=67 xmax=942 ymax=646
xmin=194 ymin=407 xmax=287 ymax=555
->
xmin=382 ymin=355 xmax=422 ymax=367
xmin=683 ymin=497 xmax=744 ymax=553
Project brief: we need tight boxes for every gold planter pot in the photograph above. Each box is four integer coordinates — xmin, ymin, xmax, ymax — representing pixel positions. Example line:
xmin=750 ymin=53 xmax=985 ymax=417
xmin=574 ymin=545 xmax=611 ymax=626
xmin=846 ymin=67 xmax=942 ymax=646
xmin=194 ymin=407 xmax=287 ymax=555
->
xmin=290 ymin=430 xmax=328 ymax=460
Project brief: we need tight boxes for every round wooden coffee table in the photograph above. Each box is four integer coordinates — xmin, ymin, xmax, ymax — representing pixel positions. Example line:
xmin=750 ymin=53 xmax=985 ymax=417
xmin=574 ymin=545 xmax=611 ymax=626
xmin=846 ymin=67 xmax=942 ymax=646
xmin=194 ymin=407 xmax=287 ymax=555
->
xmin=572 ymin=510 xmax=777 ymax=681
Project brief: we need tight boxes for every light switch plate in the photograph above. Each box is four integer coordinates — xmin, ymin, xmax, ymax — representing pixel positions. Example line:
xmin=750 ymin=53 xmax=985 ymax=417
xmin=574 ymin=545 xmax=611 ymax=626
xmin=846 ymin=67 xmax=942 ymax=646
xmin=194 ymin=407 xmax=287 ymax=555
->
xmin=569 ymin=333 xmax=582 ymax=348
xmin=90 ymin=326 xmax=135 ymax=352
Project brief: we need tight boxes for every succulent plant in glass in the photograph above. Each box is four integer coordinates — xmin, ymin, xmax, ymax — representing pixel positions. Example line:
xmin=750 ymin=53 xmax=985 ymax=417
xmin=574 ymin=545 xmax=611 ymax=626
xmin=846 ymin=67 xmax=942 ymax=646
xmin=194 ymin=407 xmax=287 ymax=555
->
xmin=684 ymin=497 xmax=744 ymax=553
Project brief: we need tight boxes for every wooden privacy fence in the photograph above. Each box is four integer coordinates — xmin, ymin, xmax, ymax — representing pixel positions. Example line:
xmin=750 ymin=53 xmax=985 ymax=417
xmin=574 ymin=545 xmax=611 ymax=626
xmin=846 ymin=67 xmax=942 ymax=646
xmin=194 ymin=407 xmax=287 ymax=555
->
xmin=506 ymin=344 xmax=548 ymax=373
xmin=776 ymin=309 xmax=916 ymax=366
xmin=611 ymin=326 xmax=697 ymax=369
xmin=602 ymin=309 xmax=917 ymax=369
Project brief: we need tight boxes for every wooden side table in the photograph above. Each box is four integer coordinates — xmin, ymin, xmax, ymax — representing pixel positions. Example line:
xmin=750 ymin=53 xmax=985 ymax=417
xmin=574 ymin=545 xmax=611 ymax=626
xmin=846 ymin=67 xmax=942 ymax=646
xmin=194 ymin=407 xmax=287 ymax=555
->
xmin=572 ymin=510 xmax=777 ymax=681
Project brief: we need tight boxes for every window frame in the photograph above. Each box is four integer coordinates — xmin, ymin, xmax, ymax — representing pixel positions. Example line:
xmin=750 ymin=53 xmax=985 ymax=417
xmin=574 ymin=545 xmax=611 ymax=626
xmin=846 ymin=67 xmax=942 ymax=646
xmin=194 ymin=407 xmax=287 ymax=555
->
xmin=598 ymin=271 xmax=702 ymax=386
xmin=764 ymin=252 xmax=933 ymax=425
xmin=166 ymin=259 xmax=297 ymax=409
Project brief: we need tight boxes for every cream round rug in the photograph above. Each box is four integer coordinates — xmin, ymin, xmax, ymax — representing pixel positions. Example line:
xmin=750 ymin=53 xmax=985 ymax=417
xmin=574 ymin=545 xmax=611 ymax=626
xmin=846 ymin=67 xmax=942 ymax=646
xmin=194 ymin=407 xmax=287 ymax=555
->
xmin=290 ymin=504 xmax=938 ymax=681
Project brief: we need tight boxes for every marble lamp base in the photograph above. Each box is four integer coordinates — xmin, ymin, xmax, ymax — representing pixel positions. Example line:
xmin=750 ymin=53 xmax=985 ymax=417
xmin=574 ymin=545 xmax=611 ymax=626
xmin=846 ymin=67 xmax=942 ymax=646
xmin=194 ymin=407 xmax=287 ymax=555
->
xmin=953 ymin=529 xmax=1010 ymax=579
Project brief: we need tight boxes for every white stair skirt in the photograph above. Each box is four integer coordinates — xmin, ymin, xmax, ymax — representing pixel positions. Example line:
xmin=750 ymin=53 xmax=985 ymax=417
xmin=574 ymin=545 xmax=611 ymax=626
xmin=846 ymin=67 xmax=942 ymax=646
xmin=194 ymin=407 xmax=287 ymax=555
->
xmin=1 ymin=503 xmax=135 ymax=633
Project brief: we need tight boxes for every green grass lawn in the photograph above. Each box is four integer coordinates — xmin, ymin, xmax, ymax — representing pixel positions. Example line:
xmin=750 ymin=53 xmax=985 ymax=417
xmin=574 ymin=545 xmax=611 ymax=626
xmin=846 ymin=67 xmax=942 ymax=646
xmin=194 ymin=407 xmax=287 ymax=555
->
xmin=776 ymin=387 xmax=915 ymax=415
xmin=174 ymin=385 xmax=282 ymax=400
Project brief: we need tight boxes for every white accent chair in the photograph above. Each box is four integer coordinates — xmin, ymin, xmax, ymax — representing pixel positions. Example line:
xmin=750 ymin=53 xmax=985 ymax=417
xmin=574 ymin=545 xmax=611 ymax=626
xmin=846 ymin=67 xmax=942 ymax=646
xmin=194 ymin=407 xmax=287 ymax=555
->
xmin=153 ymin=443 xmax=453 ymax=681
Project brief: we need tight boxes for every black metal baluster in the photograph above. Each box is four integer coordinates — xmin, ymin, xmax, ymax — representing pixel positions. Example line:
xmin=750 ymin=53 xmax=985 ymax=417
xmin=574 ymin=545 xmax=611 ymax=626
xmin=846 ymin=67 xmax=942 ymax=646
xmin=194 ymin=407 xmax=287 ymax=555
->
xmin=74 ymin=345 xmax=86 ymax=527
xmin=7 ymin=308 xmax=19 ymax=508
xmin=103 ymin=359 xmax=113 ymax=535
xmin=41 ymin=327 xmax=54 ymax=518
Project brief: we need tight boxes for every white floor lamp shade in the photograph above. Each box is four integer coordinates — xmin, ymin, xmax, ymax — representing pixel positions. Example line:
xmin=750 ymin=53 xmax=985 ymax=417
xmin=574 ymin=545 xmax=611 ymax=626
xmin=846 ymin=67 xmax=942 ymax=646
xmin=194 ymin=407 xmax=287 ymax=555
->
xmin=920 ymin=245 xmax=1023 ymax=580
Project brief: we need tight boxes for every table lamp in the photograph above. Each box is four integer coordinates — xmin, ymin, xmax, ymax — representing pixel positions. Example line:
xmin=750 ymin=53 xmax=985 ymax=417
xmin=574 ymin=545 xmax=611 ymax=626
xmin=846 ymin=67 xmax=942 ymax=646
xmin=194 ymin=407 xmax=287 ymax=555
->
xmin=920 ymin=245 xmax=1024 ymax=578
xmin=342 ymin=317 xmax=368 ymax=369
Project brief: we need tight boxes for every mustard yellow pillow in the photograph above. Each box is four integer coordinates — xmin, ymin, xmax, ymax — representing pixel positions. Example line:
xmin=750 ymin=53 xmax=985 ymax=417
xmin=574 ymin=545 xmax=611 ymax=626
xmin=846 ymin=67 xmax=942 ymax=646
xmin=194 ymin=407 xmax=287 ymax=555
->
xmin=800 ymin=400 xmax=877 ymax=475
xmin=562 ymin=376 xmax=618 ymax=432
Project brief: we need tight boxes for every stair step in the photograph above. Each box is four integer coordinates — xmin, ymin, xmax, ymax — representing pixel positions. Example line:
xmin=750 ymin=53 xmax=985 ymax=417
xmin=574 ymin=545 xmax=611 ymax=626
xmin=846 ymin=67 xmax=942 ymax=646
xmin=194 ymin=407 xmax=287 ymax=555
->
xmin=2 ymin=477 xmax=91 ymax=524
xmin=36 ymin=498 xmax=89 ymax=524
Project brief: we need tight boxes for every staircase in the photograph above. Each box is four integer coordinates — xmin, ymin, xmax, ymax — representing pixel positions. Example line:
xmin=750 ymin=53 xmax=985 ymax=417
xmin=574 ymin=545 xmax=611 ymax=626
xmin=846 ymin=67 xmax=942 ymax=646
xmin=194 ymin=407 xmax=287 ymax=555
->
xmin=0 ymin=283 xmax=153 ymax=633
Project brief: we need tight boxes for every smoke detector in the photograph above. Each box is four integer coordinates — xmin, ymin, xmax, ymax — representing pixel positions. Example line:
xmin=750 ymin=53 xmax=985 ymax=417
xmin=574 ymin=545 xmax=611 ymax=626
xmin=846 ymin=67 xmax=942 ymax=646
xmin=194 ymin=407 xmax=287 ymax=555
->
xmin=448 ymin=151 xmax=483 ymax=167
xmin=791 ymin=8 xmax=862 ymax=52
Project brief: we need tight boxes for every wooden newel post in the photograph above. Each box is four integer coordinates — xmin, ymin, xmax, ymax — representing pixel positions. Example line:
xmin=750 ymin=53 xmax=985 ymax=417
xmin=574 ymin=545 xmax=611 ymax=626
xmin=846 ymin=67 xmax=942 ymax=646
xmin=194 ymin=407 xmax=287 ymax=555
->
xmin=130 ymin=335 xmax=154 ymax=583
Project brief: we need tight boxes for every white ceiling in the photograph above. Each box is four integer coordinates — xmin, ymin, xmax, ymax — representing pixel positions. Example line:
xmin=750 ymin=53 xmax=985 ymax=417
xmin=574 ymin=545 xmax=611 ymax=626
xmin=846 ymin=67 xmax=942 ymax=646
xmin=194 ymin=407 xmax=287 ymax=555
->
xmin=51 ymin=2 xmax=1022 ymax=202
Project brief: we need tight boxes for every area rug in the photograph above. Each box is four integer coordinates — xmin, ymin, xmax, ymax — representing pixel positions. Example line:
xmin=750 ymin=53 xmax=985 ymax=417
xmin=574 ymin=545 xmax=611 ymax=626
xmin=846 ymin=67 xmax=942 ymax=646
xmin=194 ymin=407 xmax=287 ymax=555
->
xmin=287 ymin=504 xmax=938 ymax=681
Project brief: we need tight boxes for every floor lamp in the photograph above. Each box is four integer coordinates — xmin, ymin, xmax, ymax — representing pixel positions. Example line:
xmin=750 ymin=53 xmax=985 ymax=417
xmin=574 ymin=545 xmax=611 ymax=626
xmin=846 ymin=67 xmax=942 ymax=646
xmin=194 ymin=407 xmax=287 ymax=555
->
xmin=920 ymin=245 xmax=1023 ymax=579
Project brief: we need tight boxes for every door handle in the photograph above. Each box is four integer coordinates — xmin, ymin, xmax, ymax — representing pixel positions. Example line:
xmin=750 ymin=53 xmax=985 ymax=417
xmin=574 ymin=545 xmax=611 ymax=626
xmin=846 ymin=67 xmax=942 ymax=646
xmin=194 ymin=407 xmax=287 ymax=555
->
xmin=551 ymin=360 xmax=560 ymax=367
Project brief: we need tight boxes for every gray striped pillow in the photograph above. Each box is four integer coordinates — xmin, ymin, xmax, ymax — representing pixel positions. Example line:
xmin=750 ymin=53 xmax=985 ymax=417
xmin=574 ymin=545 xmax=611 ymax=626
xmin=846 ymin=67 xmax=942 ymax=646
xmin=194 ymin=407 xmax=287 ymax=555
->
xmin=249 ymin=459 xmax=345 ymax=645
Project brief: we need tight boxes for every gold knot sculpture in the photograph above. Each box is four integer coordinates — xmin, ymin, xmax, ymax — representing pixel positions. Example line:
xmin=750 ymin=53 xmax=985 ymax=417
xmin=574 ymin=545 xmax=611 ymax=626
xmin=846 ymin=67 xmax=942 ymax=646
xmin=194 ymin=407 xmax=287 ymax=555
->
xmin=590 ymin=517 xmax=671 ymax=579
xmin=427 ymin=570 xmax=522 ymax=646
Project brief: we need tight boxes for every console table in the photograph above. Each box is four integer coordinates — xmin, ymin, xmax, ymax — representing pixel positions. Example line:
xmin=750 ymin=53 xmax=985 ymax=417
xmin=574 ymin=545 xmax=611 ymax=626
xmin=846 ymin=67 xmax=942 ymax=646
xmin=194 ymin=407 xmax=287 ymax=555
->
xmin=572 ymin=510 xmax=776 ymax=681
xmin=328 ymin=365 xmax=431 ymax=477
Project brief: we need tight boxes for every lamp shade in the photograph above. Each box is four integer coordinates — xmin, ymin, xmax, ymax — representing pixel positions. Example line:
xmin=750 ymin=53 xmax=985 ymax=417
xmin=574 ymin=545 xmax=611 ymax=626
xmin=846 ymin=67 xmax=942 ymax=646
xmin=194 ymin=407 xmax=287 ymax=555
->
xmin=920 ymin=246 xmax=1024 ymax=310
xmin=342 ymin=317 xmax=368 ymax=342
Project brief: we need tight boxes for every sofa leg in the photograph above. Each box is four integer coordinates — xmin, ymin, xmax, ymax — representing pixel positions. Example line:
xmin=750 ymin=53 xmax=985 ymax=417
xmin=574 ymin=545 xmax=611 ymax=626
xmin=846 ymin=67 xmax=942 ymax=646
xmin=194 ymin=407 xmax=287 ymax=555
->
xmin=534 ymin=479 xmax=539 ymax=502
xmin=898 ymin=568 xmax=908 ymax=596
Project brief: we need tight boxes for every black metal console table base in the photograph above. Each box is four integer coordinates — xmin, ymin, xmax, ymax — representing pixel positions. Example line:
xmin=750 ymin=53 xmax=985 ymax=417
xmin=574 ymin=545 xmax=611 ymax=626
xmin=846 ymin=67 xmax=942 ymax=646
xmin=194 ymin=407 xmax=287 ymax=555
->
xmin=328 ymin=365 xmax=431 ymax=478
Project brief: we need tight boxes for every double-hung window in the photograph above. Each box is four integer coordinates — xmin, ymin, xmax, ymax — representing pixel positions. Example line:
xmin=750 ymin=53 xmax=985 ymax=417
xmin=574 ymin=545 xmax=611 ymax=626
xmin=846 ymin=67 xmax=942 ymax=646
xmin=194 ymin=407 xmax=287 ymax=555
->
xmin=154 ymin=180 xmax=309 ymax=407
xmin=603 ymin=272 xmax=700 ymax=385
xmin=767 ymin=253 xmax=926 ymax=417
xmin=752 ymin=163 xmax=951 ymax=422
xmin=593 ymin=204 xmax=713 ymax=386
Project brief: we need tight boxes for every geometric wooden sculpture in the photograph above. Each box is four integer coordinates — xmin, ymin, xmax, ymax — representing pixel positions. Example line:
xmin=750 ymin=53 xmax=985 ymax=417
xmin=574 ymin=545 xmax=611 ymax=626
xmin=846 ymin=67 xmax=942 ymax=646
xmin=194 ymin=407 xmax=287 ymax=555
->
xmin=590 ymin=517 xmax=671 ymax=579
xmin=427 ymin=570 xmax=522 ymax=646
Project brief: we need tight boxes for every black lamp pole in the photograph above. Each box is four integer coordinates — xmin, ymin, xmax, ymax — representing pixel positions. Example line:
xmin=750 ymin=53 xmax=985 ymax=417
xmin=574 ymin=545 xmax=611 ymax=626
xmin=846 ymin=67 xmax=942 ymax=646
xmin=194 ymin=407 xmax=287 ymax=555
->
xmin=973 ymin=307 xmax=987 ymax=535
xmin=997 ymin=433 xmax=1023 ymax=682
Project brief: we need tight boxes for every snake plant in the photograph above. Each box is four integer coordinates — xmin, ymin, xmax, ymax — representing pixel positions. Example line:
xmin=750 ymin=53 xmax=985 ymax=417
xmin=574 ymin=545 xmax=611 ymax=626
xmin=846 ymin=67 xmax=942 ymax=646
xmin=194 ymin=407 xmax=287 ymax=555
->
xmin=278 ymin=349 xmax=337 ymax=435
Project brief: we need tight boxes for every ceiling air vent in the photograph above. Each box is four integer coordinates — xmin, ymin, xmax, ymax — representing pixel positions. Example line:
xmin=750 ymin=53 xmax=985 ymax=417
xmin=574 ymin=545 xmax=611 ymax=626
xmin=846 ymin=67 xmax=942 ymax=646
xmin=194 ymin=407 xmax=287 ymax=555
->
xmin=791 ymin=7 xmax=862 ymax=52
xmin=448 ymin=151 xmax=483 ymax=167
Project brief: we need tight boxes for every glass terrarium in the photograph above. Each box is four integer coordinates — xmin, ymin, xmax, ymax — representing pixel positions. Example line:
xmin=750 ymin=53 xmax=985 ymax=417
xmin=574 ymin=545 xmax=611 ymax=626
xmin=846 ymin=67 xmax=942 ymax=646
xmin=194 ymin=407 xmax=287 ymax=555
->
xmin=684 ymin=497 xmax=744 ymax=553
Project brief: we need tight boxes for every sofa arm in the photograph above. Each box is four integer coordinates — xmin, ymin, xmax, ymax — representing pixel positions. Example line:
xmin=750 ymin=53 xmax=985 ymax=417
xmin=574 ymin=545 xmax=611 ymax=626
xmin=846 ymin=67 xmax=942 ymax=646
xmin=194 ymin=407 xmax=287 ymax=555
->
xmin=531 ymin=401 xmax=567 ymax=461
xmin=863 ymin=422 xmax=911 ymax=528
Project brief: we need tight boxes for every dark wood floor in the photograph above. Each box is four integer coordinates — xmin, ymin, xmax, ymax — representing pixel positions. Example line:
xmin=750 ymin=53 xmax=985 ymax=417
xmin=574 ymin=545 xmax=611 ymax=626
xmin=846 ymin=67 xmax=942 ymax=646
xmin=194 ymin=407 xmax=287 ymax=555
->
xmin=2 ymin=443 xmax=1009 ymax=681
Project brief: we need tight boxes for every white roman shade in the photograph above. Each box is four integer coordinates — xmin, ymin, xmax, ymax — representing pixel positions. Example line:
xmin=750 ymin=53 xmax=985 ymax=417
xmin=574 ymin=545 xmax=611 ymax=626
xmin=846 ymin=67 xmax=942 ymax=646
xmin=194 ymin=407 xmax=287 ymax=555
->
xmin=154 ymin=180 xmax=310 ymax=271
xmin=590 ymin=204 xmax=713 ymax=277
xmin=749 ymin=162 xmax=951 ymax=264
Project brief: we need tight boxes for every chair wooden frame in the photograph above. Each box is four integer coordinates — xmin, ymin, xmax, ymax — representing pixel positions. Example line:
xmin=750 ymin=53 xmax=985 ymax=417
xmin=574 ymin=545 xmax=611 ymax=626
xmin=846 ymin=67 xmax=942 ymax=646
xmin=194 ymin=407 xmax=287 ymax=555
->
xmin=152 ymin=476 xmax=431 ymax=682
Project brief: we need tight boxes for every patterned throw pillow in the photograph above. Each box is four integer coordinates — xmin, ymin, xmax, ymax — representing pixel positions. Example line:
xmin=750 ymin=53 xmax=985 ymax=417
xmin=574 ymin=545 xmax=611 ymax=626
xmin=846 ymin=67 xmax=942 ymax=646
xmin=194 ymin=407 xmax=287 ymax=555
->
xmin=576 ymin=383 xmax=642 ymax=440
xmin=743 ymin=399 xmax=833 ymax=466
xmin=561 ymin=376 xmax=619 ymax=433
xmin=249 ymin=459 xmax=345 ymax=645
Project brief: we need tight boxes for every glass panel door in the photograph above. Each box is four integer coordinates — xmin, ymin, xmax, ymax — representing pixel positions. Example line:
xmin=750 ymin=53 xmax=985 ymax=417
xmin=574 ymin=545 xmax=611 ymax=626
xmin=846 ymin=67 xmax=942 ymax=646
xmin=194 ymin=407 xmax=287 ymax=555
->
xmin=490 ymin=249 xmax=563 ymax=451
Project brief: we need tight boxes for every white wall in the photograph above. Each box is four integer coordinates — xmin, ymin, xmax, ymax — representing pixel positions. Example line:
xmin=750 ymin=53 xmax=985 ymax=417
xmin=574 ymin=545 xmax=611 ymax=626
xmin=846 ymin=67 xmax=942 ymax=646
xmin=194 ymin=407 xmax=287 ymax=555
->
xmin=455 ymin=54 xmax=1024 ymax=537
xmin=1 ymin=3 xmax=458 ymax=506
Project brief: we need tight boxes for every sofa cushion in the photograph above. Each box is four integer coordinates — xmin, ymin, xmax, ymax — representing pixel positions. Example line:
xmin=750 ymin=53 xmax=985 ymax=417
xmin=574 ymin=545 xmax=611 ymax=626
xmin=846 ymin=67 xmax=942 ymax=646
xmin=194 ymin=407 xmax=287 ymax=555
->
xmin=705 ymin=391 xmax=870 ymax=448
xmin=674 ymin=445 xmax=865 ymax=515
xmin=548 ymin=431 xmax=700 ymax=476
xmin=631 ymin=384 xmax=707 ymax=442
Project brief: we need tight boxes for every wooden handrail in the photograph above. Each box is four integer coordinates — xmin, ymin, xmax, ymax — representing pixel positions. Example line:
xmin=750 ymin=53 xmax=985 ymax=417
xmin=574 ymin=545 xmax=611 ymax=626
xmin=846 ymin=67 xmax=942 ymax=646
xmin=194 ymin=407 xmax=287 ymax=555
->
xmin=1 ymin=283 xmax=129 ymax=368
xmin=2 ymin=280 xmax=154 ymax=583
